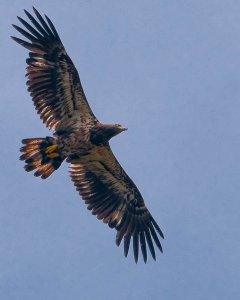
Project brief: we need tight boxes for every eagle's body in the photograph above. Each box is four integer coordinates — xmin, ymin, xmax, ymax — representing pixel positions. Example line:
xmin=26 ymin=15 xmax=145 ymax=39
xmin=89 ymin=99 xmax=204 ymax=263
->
xmin=12 ymin=7 xmax=164 ymax=263
xmin=54 ymin=123 xmax=127 ymax=160
xmin=55 ymin=124 xmax=111 ymax=158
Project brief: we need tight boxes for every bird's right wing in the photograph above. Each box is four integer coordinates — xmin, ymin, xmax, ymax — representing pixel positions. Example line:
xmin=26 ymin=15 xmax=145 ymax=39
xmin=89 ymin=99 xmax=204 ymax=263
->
xmin=12 ymin=7 xmax=98 ymax=131
xmin=69 ymin=145 xmax=164 ymax=263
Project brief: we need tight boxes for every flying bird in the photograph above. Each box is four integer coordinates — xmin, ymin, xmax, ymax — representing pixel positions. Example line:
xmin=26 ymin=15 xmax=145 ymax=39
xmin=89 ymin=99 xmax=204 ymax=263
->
xmin=12 ymin=7 xmax=164 ymax=263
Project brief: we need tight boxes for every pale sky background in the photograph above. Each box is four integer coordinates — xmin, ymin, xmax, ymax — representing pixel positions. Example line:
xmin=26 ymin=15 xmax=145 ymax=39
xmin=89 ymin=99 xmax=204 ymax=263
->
xmin=1 ymin=0 xmax=240 ymax=299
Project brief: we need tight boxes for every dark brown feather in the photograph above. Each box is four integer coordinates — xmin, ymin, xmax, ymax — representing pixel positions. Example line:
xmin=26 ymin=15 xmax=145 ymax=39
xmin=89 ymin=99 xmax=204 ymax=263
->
xmin=133 ymin=232 xmax=139 ymax=263
xmin=140 ymin=231 xmax=147 ymax=263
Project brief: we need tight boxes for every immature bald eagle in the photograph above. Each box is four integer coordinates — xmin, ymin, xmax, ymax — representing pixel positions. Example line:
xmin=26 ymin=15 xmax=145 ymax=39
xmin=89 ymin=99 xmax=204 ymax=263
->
xmin=12 ymin=7 xmax=164 ymax=263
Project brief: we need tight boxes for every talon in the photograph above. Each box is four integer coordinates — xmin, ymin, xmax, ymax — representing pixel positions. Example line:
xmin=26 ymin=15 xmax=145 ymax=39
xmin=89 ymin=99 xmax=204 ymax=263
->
xmin=47 ymin=152 xmax=59 ymax=158
xmin=46 ymin=144 xmax=58 ymax=154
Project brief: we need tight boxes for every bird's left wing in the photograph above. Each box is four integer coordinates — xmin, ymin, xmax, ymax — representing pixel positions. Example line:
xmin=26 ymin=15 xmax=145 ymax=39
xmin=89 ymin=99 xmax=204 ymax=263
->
xmin=12 ymin=8 xmax=98 ymax=131
xmin=69 ymin=145 xmax=164 ymax=263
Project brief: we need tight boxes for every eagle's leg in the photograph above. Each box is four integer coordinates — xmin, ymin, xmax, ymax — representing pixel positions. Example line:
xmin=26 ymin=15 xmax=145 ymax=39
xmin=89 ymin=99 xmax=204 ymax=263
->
xmin=45 ymin=144 xmax=60 ymax=158
xmin=46 ymin=144 xmax=58 ymax=154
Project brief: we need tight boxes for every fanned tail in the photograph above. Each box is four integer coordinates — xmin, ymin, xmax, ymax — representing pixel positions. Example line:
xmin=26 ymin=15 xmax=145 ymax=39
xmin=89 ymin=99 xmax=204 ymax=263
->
xmin=20 ymin=137 xmax=63 ymax=179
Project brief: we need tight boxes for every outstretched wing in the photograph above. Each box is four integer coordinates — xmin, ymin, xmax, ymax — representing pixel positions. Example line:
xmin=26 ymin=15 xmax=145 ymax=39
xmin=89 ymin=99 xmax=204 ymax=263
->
xmin=69 ymin=145 xmax=164 ymax=263
xmin=12 ymin=7 xmax=97 ymax=131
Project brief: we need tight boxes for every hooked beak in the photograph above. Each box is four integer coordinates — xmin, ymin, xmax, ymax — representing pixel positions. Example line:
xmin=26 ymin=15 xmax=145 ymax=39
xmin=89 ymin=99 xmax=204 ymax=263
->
xmin=119 ymin=126 xmax=128 ymax=131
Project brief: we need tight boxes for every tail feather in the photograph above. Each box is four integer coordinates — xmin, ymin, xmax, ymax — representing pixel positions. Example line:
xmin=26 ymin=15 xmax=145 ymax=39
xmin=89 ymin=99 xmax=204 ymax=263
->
xmin=20 ymin=137 xmax=63 ymax=179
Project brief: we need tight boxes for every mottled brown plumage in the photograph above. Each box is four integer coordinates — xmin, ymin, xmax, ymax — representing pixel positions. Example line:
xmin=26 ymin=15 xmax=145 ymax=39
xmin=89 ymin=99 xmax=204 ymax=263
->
xmin=13 ymin=7 xmax=164 ymax=263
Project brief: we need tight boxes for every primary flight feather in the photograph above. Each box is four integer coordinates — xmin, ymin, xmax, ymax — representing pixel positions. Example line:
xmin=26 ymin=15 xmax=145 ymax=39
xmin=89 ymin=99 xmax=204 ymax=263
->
xmin=12 ymin=7 xmax=164 ymax=263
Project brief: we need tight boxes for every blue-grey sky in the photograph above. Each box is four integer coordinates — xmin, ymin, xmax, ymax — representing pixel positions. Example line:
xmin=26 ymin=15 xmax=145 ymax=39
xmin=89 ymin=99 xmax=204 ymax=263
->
xmin=1 ymin=0 xmax=240 ymax=299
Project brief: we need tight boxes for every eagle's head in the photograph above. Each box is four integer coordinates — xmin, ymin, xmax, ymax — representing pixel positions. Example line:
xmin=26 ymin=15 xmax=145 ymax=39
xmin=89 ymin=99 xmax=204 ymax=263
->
xmin=114 ymin=124 xmax=128 ymax=134
xmin=91 ymin=124 xmax=127 ymax=144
